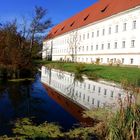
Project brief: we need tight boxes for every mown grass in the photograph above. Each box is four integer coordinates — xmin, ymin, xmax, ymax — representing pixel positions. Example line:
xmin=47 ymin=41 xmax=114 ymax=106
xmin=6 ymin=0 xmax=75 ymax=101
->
xmin=36 ymin=60 xmax=140 ymax=85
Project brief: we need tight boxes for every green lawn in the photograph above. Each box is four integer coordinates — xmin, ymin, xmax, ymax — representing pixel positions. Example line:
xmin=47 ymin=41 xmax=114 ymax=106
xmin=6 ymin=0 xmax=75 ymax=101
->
xmin=36 ymin=60 xmax=140 ymax=85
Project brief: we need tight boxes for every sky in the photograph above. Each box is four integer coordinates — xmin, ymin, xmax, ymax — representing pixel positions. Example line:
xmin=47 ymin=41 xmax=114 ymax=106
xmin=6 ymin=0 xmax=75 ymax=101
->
xmin=0 ymin=0 xmax=98 ymax=26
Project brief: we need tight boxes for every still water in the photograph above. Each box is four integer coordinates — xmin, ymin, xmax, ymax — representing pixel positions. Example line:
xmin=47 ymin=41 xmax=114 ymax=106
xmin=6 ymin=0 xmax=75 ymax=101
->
xmin=0 ymin=74 xmax=78 ymax=136
xmin=41 ymin=66 xmax=127 ymax=110
xmin=0 ymin=66 xmax=127 ymax=136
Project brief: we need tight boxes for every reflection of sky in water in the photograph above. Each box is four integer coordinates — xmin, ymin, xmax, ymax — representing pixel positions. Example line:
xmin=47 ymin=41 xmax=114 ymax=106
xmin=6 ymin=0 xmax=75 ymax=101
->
xmin=0 ymin=75 xmax=78 ymax=135
xmin=41 ymin=66 xmax=127 ymax=110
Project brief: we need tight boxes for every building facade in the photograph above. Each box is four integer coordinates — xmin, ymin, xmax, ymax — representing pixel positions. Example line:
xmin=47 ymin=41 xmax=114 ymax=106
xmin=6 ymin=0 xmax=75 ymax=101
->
xmin=43 ymin=0 xmax=140 ymax=66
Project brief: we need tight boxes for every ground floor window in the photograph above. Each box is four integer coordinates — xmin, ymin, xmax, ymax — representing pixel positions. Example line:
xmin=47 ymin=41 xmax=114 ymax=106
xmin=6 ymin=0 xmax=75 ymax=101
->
xmin=130 ymin=58 xmax=134 ymax=64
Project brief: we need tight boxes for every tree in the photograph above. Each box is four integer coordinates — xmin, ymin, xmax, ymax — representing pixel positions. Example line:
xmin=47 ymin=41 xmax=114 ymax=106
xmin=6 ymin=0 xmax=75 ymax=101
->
xmin=28 ymin=6 xmax=51 ymax=57
xmin=67 ymin=31 xmax=79 ymax=62
xmin=0 ymin=6 xmax=52 ymax=79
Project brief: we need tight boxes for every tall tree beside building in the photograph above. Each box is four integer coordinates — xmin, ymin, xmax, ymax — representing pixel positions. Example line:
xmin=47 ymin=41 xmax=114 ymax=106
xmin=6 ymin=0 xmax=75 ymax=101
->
xmin=67 ymin=31 xmax=79 ymax=62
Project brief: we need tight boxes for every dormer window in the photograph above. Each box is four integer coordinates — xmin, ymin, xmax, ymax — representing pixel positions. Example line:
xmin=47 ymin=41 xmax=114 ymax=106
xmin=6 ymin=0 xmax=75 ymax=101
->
xmin=61 ymin=26 xmax=65 ymax=31
xmin=84 ymin=14 xmax=89 ymax=21
xmin=54 ymin=29 xmax=58 ymax=34
xmin=70 ymin=21 xmax=75 ymax=27
xmin=101 ymin=5 xmax=109 ymax=13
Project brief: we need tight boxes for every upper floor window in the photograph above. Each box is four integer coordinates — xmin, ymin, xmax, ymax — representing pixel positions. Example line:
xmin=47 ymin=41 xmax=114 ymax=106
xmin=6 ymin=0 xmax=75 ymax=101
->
xmin=122 ymin=41 xmax=125 ymax=48
xmin=97 ymin=30 xmax=99 ymax=37
xmin=110 ymin=91 xmax=114 ymax=98
xmin=86 ymin=46 xmax=88 ymax=51
xmin=87 ymin=33 xmax=89 ymax=39
xmin=132 ymin=20 xmax=136 ymax=29
xmin=79 ymin=35 xmax=81 ymax=41
xmin=101 ymin=44 xmax=104 ymax=50
xmin=98 ymin=87 xmax=101 ymax=93
xmin=115 ymin=25 xmax=118 ymax=33
xmin=92 ymin=98 xmax=94 ymax=104
xmin=131 ymin=40 xmax=135 ymax=48
xmin=91 ymin=45 xmax=93 ymax=51
xmin=83 ymin=34 xmax=85 ymax=40
xmin=114 ymin=42 xmax=117 ymax=49
xmin=92 ymin=32 xmax=94 ymax=38
xmin=93 ymin=85 xmax=95 ymax=91
xmin=108 ymin=43 xmax=110 ymax=49
xmin=82 ymin=46 xmax=84 ymax=51
xmin=102 ymin=29 xmax=105 ymax=35
xmin=123 ymin=23 xmax=127 ymax=31
xmin=104 ymin=89 xmax=107 ymax=95
xmin=96 ymin=45 xmax=98 ymax=50
xmin=109 ymin=27 xmax=111 ymax=34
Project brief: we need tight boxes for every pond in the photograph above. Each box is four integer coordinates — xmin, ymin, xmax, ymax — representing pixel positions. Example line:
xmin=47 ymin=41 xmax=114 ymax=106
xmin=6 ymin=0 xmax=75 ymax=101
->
xmin=0 ymin=66 xmax=128 ymax=136
xmin=0 ymin=74 xmax=79 ymax=136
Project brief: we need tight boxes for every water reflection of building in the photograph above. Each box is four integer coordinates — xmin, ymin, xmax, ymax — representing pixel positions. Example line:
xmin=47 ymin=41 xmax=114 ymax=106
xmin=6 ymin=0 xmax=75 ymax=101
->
xmin=41 ymin=66 xmax=126 ymax=109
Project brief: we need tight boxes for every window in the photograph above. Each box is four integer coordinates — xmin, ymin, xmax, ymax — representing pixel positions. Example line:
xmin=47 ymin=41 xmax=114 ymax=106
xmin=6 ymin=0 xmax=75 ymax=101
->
xmin=86 ymin=46 xmax=88 ymax=51
xmin=79 ymin=92 xmax=81 ymax=98
xmin=114 ymin=42 xmax=117 ymax=49
xmin=87 ymin=96 xmax=90 ymax=102
xmin=107 ymin=58 xmax=109 ymax=62
xmin=98 ymin=87 xmax=101 ymax=93
xmin=130 ymin=58 xmax=134 ymax=64
xmin=115 ymin=25 xmax=118 ymax=33
xmin=84 ymin=83 xmax=86 ymax=89
xmin=102 ymin=29 xmax=105 ymax=35
xmin=88 ymin=84 xmax=90 ymax=90
xmin=87 ymin=33 xmax=89 ymax=39
xmin=92 ymin=32 xmax=94 ymax=38
xmin=101 ymin=58 xmax=103 ymax=62
xmin=70 ymin=21 xmax=75 ymax=27
xmin=82 ymin=46 xmax=84 ymax=51
xmin=83 ymin=94 xmax=85 ymax=100
xmin=97 ymin=30 xmax=99 ymax=37
xmin=79 ymin=35 xmax=81 ymax=41
xmin=111 ymin=91 xmax=114 ymax=98
xmin=84 ymin=14 xmax=89 ymax=21
xmin=97 ymin=100 xmax=100 ymax=107
xmin=109 ymin=27 xmax=111 ymax=34
xmin=91 ymin=45 xmax=93 ymax=51
xmin=93 ymin=85 xmax=95 ymax=91
xmin=104 ymin=89 xmax=107 ymax=95
xmin=101 ymin=44 xmax=104 ymax=50
xmin=123 ymin=23 xmax=127 ymax=31
xmin=122 ymin=41 xmax=125 ymax=48
xmin=122 ymin=58 xmax=124 ymax=63
xmin=132 ymin=20 xmax=136 ymax=29
xmin=131 ymin=40 xmax=135 ymax=48
xmin=92 ymin=98 xmax=94 ymax=104
xmin=108 ymin=43 xmax=110 ymax=49
xmin=83 ymin=34 xmax=86 ymax=40
xmin=96 ymin=45 xmax=98 ymax=50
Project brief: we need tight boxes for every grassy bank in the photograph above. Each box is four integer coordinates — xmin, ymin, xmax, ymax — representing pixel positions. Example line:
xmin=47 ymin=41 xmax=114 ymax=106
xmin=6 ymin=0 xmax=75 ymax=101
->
xmin=36 ymin=60 xmax=140 ymax=85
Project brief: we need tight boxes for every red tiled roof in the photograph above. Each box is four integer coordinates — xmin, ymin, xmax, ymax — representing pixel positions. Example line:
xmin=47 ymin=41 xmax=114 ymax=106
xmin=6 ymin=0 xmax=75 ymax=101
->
xmin=45 ymin=0 xmax=140 ymax=40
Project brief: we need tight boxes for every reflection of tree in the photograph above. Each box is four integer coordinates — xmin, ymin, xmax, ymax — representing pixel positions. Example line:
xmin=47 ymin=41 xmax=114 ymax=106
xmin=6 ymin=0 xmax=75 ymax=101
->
xmin=65 ymin=72 xmax=84 ymax=101
xmin=0 ymin=78 xmax=47 ymax=119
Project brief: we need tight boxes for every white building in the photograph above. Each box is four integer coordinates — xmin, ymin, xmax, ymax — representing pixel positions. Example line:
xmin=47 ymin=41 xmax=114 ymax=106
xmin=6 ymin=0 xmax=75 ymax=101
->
xmin=43 ymin=0 xmax=140 ymax=66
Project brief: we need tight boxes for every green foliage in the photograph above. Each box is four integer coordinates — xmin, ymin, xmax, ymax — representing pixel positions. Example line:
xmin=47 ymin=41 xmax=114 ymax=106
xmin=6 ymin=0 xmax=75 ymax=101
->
xmin=107 ymin=104 xmax=140 ymax=140
xmin=13 ymin=118 xmax=63 ymax=139
xmin=66 ymin=127 xmax=97 ymax=140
